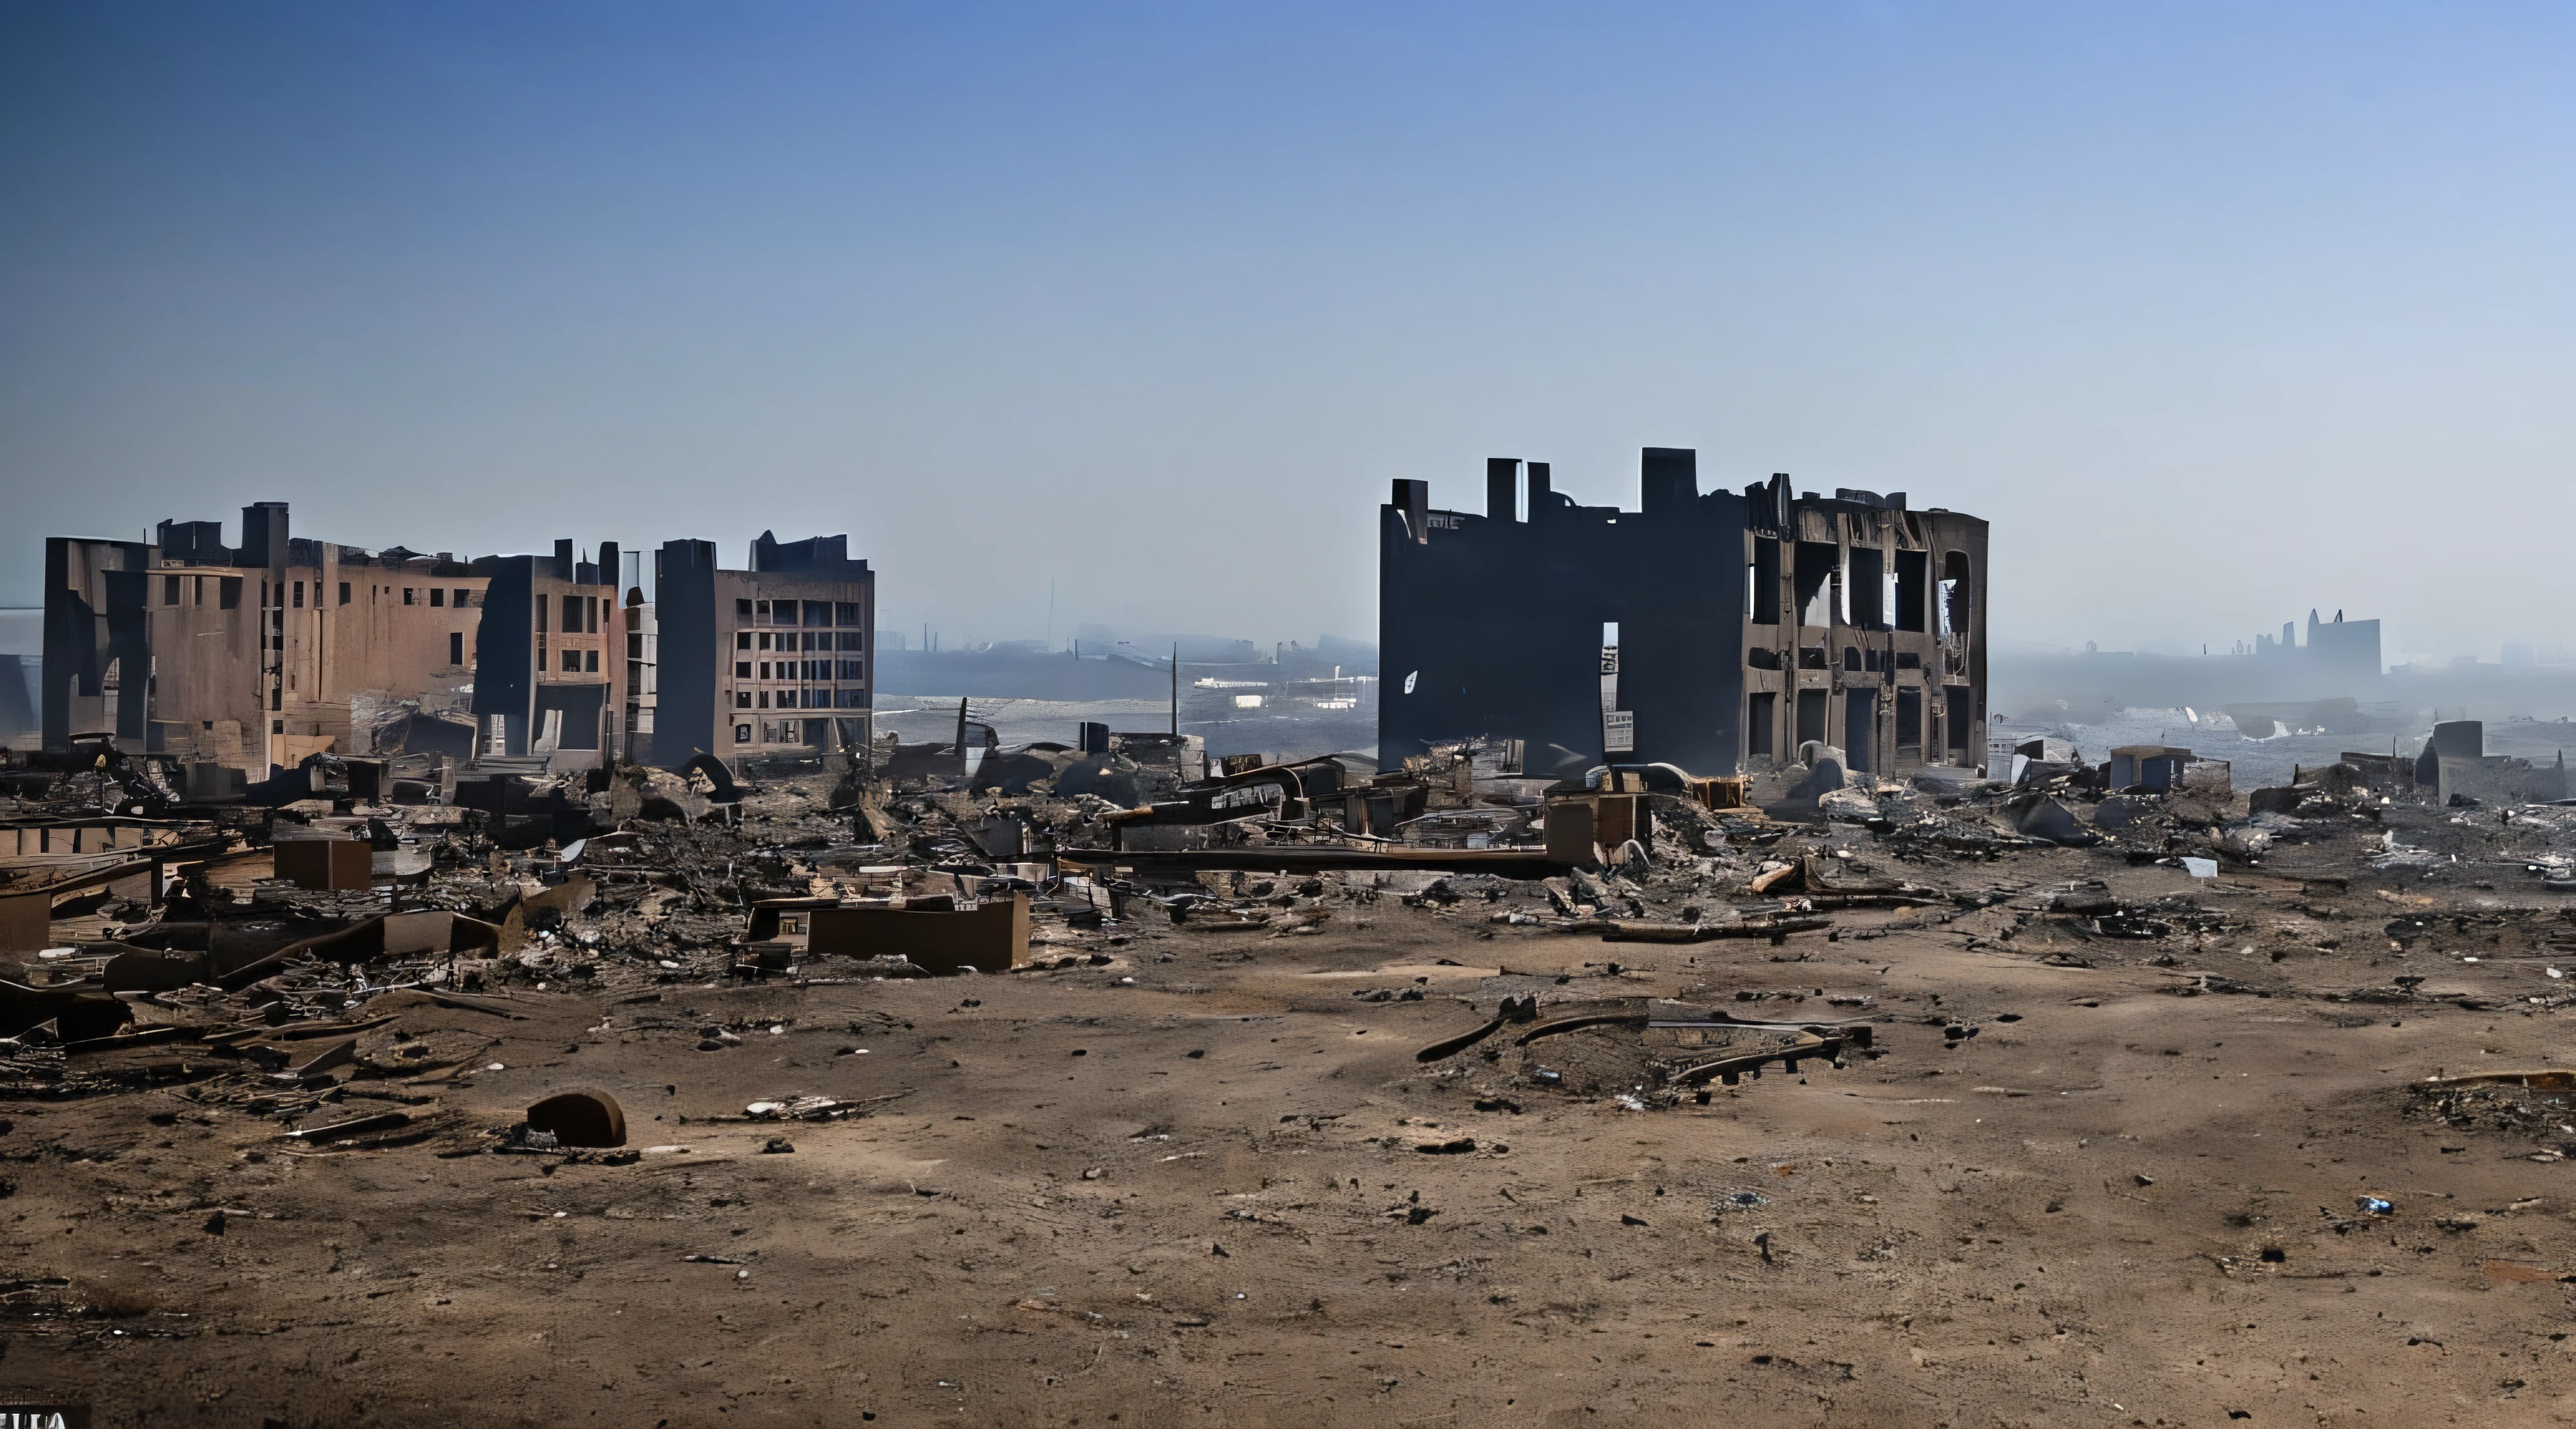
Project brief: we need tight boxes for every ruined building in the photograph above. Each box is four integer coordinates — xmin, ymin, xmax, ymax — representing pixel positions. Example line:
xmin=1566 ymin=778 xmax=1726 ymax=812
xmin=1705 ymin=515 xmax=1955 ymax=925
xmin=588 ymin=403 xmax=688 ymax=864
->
xmin=621 ymin=575 xmax=659 ymax=759
xmin=650 ymin=531 xmax=874 ymax=764
xmin=2252 ymin=609 xmax=2382 ymax=690
xmin=47 ymin=504 xmax=497 ymax=770
xmin=1379 ymin=450 xmax=1987 ymax=777
xmin=43 ymin=505 xmax=631 ymax=771
xmin=467 ymin=540 xmax=630 ymax=765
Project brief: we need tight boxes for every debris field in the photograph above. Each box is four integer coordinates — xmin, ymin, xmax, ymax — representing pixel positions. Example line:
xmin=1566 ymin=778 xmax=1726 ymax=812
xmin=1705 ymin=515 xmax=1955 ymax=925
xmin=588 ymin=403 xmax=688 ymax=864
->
xmin=8 ymin=742 xmax=2576 ymax=1428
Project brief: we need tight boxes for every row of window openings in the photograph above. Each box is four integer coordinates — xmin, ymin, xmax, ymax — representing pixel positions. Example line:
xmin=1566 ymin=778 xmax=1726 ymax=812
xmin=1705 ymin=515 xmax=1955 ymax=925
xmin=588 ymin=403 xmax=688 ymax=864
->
xmin=734 ymin=688 xmax=868 ymax=709
xmin=736 ymin=718 xmax=864 ymax=746
xmin=158 ymin=575 xmax=478 ymax=610
xmin=1747 ymin=647 xmax=1926 ymax=672
xmin=254 ymin=620 xmax=470 ymax=662
xmin=740 ymin=631 xmax=862 ymax=652
xmin=1745 ymin=688 xmax=1974 ymax=760
xmin=736 ymin=659 xmax=865 ymax=681
xmin=535 ymin=593 xmax=602 ymax=634
xmin=737 ymin=599 xmax=862 ymax=628
xmin=1746 ymin=544 xmax=1974 ymax=634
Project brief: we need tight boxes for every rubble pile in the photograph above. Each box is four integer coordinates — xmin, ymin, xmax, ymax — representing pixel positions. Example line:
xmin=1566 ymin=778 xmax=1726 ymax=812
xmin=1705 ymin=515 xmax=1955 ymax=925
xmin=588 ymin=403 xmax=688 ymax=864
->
xmin=4 ymin=716 xmax=2575 ymax=1121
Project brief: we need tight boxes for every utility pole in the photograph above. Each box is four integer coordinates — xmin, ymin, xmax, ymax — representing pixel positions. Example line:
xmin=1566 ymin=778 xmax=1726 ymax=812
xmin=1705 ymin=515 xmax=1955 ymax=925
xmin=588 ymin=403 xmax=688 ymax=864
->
xmin=1170 ymin=643 xmax=1179 ymax=736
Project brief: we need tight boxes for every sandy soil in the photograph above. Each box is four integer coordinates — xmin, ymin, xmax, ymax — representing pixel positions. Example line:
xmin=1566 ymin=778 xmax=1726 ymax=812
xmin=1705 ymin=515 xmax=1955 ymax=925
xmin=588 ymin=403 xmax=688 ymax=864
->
xmin=9 ymin=801 xmax=2576 ymax=1428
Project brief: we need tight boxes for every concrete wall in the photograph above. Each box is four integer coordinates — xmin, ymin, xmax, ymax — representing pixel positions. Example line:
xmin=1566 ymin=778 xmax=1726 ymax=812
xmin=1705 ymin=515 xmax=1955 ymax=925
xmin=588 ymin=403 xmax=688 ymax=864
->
xmin=149 ymin=559 xmax=487 ymax=767
xmin=649 ymin=540 xmax=719 ymax=767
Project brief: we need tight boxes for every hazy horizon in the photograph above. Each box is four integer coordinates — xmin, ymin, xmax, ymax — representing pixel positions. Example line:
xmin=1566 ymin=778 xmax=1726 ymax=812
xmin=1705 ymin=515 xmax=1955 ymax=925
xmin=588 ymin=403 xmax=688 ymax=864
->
xmin=5 ymin=3 xmax=2569 ymax=662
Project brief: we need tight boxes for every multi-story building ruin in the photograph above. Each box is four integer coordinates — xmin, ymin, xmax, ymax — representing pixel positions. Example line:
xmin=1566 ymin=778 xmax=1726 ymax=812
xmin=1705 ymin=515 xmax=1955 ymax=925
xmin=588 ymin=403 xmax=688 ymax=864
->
xmin=45 ymin=504 xmax=502 ymax=770
xmin=650 ymin=531 xmax=874 ymax=764
xmin=467 ymin=540 xmax=630 ymax=765
xmin=1379 ymin=449 xmax=1987 ymax=778
xmin=44 ymin=505 xmax=647 ymax=774
xmin=620 ymin=576 xmax=659 ymax=761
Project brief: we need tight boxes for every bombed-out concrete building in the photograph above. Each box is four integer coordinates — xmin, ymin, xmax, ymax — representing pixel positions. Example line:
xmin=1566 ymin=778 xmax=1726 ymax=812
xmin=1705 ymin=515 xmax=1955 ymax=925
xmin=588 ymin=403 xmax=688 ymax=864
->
xmin=621 ymin=577 xmax=659 ymax=760
xmin=1379 ymin=449 xmax=1987 ymax=778
xmin=650 ymin=531 xmax=874 ymax=764
xmin=45 ymin=504 xmax=496 ymax=771
xmin=40 ymin=507 xmax=873 ymax=777
xmin=467 ymin=540 xmax=631 ymax=765
xmin=42 ymin=505 xmax=641 ymax=774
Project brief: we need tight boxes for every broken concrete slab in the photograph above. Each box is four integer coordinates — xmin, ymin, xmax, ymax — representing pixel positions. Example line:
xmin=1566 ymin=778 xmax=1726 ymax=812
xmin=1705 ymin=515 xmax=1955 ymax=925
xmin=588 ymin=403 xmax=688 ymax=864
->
xmin=802 ymin=892 xmax=1030 ymax=974
xmin=2004 ymin=792 xmax=2102 ymax=847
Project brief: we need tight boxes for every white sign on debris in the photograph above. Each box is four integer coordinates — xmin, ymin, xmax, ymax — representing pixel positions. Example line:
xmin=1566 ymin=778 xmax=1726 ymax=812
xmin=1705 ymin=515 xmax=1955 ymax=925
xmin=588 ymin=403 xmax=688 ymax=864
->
xmin=1603 ymin=710 xmax=1635 ymax=754
xmin=1985 ymin=734 xmax=2017 ymax=782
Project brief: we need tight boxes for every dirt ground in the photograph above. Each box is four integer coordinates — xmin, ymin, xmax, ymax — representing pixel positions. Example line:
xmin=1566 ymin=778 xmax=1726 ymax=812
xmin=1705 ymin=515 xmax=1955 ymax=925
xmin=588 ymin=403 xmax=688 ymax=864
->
xmin=11 ymin=796 xmax=2576 ymax=1427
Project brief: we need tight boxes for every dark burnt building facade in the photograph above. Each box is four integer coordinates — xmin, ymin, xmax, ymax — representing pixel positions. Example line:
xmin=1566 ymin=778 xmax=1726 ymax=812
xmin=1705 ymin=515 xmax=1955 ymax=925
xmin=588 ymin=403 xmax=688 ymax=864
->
xmin=1379 ymin=448 xmax=1987 ymax=779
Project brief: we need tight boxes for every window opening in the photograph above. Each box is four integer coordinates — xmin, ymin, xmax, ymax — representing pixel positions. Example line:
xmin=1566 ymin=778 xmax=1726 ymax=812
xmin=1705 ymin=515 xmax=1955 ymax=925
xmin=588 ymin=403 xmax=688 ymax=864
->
xmin=1940 ymin=552 xmax=1972 ymax=642
xmin=1894 ymin=549 xmax=1928 ymax=631
xmin=1794 ymin=688 xmax=1828 ymax=746
xmin=1793 ymin=542 xmax=1837 ymax=628
xmin=1749 ymin=540 xmax=1781 ymax=625
xmin=1846 ymin=547 xmax=1884 ymax=629
xmin=1845 ymin=689 xmax=1877 ymax=773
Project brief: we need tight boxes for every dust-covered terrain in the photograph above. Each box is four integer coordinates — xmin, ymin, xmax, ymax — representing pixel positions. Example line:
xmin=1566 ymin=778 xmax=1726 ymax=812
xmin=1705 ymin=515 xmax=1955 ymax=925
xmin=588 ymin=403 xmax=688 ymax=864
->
xmin=10 ymin=758 xmax=2576 ymax=1428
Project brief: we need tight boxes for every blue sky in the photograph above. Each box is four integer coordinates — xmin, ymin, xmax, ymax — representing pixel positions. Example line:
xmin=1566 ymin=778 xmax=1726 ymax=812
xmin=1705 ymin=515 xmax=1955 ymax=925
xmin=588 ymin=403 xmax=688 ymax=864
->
xmin=3 ymin=2 xmax=2568 ymax=659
